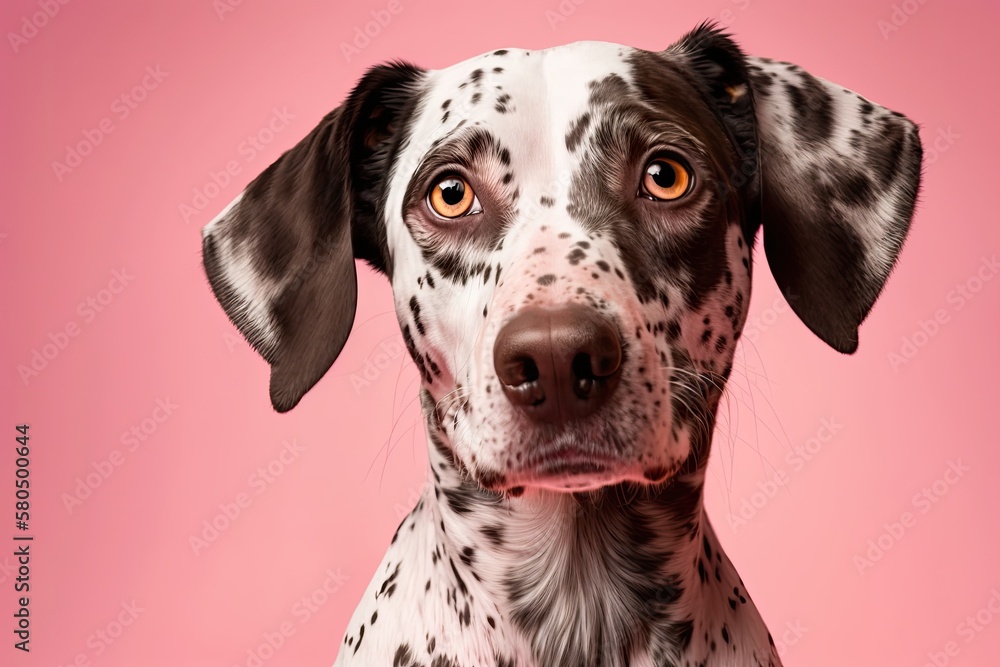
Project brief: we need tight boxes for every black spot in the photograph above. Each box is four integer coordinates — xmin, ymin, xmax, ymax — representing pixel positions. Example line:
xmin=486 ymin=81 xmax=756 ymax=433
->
xmin=481 ymin=524 xmax=505 ymax=546
xmin=666 ymin=320 xmax=681 ymax=341
xmin=537 ymin=274 xmax=556 ymax=286
xmin=449 ymin=558 xmax=468 ymax=596
xmin=409 ymin=295 xmax=425 ymax=336
xmin=565 ymin=112 xmax=591 ymax=151
xmin=837 ymin=169 xmax=877 ymax=207
xmin=392 ymin=643 xmax=412 ymax=666
xmin=495 ymin=93 xmax=512 ymax=114
xmin=784 ymin=73 xmax=834 ymax=145
xmin=354 ymin=624 xmax=365 ymax=654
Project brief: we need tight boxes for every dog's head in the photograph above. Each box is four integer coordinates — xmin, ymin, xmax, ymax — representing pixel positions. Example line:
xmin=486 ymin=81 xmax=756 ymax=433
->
xmin=202 ymin=25 xmax=921 ymax=493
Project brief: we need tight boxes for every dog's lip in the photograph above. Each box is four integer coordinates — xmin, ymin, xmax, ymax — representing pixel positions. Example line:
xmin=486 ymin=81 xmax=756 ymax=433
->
xmin=517 ymin=446 xmax=624 ymax=478
xmin=506 ymin=454 xmax=623 ymax=493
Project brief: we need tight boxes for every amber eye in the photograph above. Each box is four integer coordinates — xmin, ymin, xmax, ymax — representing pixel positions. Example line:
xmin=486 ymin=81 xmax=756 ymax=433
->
xmin=641 ymin=157 xmax=691 ymax=201
xmin=428 ymin=175 xmax=479 ymax=218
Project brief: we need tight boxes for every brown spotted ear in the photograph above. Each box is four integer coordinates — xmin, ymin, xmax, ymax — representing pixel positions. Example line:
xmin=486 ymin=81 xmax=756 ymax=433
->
xmin=748 ymin=55 xmax=922 ymax=353
xmin=201 ymin=63 xmax=424 ymax=412
xmin=670 ymin=24 xmax=923 ymax=353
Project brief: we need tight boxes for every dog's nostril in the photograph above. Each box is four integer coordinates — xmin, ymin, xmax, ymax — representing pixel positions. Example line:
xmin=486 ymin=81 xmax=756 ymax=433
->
xmin=571 ymin=354 xmax=596 ymax=399
xmin=571 ymin=353 xmax=594 ymax=380
xmin=521 ymin=358 xmax=540 ymax=384
xmin=501 ymin=358 xmax=539 ymax=386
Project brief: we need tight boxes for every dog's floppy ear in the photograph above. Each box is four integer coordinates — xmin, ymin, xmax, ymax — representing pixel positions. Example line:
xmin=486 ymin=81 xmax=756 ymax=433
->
xmin=670 ymin=24 xmax=922 ymax=353
xmin=201 ymin=63 xmax=424 ymax=412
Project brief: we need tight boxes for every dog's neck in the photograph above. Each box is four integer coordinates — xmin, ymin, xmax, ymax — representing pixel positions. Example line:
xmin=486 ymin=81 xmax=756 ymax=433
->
xmin=419 ymin=413 xmax=780 ymax=667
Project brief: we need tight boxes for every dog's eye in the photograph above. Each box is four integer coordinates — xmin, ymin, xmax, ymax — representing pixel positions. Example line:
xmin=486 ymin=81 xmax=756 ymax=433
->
xmin=428 ymin=176 xmax=481 ymax=219
xmin=641 ymin=158 xmax=691 ymax=201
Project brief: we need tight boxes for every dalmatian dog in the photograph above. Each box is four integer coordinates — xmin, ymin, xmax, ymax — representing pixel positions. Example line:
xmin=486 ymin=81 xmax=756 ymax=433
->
xmin=202 ymin=23 xmax=921 ymax=667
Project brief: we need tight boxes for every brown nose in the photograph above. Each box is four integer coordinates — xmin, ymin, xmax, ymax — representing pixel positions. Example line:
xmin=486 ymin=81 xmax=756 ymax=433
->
xmin=493 ymin=305 xmax=622 ymax=424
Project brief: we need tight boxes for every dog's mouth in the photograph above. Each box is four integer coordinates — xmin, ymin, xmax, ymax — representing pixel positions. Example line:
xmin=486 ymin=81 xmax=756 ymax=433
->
xmin=519 ymin=451 xmax=620 ymax=492
xmin=492 ymin=428 xmax=661 ymax=493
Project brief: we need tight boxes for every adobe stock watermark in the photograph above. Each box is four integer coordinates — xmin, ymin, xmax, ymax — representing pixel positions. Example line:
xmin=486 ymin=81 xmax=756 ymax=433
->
xmin=772 ymin=619 xmax=808 ymax=659
xmin=878 ymin=0 xmax=932 ymax=40
xmin=923 ymin=126 xmax=960 ymax=168
xmin=235 ymin=567 xmax=350 ymax=667
xmin=212 ymin=0 xmax=245 ymax=21
xmin=716 ymin=0 xmax=752 ymax=29
xmin=728 ymin=417 xmax=842 ymax=532
xmin=61 ymin=398 xmax=179 ymax=514
xmin=350 ymin=337 xmax=406 ymax=395
xmin=888 ymin=254 xmax=998 ymax=372
xmin=340 ymin=0 xmax=405 ymax=63
xmin=853 ymin=459 xmax=970 ymax=575
xmin=7 ymin=0 xmax=72 ymax=54
xmin=393 ymin=485 xmax=424 ymax=520
xmin=179 ymin=107 xmax=296 ymax=223
xmin=55 ymin=600 xmax=144 ymax=667
xmin=18 ymin=268 xmax=135 ymax=385
xmin=52 ymin=66 xmax=168 ymax=182
xmin=741 ymin=293 xmax=793 ymax=344
xmin=189 ymin=439 xmax=306 ymax=556
xmin=0 ymin=556 xmax=17 ymax=585
xmin=921 ymin=588 xmax=1000 ymax=667
xmin=545 ymin=0 xmax=587 ymax=30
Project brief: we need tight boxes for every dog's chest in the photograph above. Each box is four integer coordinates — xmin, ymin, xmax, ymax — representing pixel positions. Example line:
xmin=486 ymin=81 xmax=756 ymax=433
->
xmin=335 ymin=496 xmax=525 ymax=666
xmin=334 ymin=493 xmax=781 ymax=667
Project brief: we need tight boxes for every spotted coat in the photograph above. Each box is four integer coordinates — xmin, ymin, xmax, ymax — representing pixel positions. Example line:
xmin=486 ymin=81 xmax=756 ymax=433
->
xmin=202 ymin=24 xmax=922 ymax=667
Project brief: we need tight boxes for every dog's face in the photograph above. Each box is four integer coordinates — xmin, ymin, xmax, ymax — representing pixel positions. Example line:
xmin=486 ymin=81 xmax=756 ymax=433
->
xmin=202 ymin=26 xmax=921 ymax=494
xmin=386 ymin=42 xmax=755 ymax=492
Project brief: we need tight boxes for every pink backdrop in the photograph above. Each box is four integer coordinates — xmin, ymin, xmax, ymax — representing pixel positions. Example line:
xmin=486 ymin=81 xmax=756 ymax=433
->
xmin=3 ymin=0 xmax=998 ymax=665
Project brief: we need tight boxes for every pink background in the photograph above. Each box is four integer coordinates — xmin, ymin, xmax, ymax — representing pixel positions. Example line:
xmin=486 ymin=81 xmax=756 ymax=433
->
xmin=3 ymin=0 xmax=999 ymax=665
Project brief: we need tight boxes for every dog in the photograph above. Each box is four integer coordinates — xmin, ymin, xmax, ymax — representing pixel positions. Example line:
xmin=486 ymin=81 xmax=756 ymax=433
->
xmin=201 ymin=23 xmax=922 ymax=667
